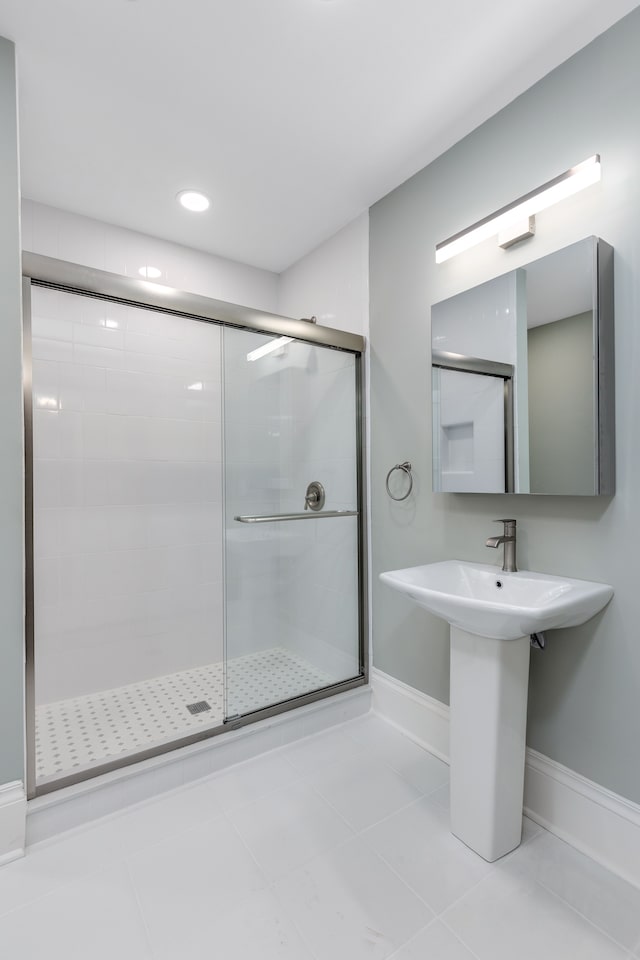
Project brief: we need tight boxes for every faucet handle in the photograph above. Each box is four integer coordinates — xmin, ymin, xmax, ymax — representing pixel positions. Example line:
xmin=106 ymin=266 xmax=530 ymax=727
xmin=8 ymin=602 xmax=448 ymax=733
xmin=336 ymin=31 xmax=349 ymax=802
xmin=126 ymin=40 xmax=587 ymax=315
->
xmin=494 ymin=519 xmax=516 ymax=524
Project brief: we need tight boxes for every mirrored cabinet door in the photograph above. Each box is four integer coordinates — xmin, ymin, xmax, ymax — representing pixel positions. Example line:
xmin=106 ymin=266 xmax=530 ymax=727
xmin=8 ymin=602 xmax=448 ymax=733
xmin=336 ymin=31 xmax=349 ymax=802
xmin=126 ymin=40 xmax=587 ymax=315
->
xmin=431 ymin=236 xmax=614 ymax=496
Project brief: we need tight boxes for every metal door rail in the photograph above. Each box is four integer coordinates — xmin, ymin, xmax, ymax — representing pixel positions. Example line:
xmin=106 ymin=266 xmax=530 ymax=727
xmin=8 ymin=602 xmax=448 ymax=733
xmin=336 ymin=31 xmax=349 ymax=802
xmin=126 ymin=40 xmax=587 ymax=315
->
xmin=235 ymin=510 xmax=357 ymax=523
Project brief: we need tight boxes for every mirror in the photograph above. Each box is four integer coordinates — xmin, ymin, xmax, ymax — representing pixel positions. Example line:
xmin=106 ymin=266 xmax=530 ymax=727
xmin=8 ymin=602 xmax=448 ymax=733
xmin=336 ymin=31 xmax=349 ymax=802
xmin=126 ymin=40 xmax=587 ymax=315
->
xmin=431 ymin=236 xmax=614 ymax=495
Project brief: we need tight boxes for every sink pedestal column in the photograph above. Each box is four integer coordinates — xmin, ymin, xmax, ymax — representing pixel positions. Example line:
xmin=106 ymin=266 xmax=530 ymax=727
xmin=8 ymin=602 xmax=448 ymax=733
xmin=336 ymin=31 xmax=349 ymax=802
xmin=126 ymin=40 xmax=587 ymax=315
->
xmin=449 ymin=626 xmax=530 ymax=862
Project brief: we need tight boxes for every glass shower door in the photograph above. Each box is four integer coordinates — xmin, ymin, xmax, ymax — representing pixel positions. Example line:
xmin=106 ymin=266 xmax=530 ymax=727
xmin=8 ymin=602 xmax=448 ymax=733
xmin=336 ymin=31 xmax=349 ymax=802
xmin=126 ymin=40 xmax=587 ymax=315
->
xmin=28 ymin=283 xmax=224 ymax=789
xmin=223 ymin=328 xmax=362 ymax=720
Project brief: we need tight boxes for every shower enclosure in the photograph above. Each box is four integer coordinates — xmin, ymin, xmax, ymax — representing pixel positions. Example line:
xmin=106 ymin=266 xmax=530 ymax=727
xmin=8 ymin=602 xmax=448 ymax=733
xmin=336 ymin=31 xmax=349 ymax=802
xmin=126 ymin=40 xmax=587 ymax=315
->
xmin=23 ymin=254 xmax=366 ymax=797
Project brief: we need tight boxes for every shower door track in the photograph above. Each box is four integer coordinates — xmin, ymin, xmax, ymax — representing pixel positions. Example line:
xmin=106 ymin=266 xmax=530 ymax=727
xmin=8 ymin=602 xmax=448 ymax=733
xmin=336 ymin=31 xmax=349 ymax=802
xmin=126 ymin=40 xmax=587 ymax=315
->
xmin=22 ymin=252 xmax=369 ymax=799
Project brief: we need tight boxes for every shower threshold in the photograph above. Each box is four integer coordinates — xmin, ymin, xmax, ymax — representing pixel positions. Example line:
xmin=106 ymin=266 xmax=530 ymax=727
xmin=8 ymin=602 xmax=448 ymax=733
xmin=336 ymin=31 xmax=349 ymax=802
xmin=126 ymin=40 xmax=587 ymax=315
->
xmin=35 ymin=648 xmax=334 ymax=785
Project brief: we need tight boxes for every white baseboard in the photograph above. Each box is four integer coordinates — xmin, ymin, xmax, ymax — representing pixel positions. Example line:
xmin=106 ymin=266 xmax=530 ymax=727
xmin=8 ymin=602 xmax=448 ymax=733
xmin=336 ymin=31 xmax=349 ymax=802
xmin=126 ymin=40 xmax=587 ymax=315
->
xmin=372 ymin=667 xmax=640 ymax=889
xmin=523 ymin=748 xmax=640 ymax=890
xmin=371 ymin=667 xmax=450 ymax=762
xmin=0 ymin=781 xmax=26 ymax=865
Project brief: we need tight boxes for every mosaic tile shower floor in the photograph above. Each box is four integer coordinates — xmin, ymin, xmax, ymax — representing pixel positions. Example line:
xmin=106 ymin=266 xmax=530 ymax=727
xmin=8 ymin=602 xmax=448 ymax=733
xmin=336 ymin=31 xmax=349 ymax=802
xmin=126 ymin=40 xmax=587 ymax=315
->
xmin=35 ymin=648 xmax=334 ymax=783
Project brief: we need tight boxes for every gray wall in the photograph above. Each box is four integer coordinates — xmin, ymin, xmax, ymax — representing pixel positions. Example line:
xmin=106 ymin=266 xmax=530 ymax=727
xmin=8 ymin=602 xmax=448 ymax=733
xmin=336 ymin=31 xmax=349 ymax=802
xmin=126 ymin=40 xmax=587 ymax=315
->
xmin=528 ymin=312 xmax=594 ymax=494
xmin=0 ymin=36 xmax=25 ymax=785
xmin=370 ymin=8 xmax=640 ymax=802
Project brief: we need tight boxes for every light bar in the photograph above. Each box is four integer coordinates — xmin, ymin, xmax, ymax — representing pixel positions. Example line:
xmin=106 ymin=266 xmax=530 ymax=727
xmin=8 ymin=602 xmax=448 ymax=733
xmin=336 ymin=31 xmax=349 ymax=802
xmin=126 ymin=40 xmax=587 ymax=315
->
xmin=246 ymin=336 xmax=293 ymax=362
xmin=435 ymin=155 xmax=601 ymax=264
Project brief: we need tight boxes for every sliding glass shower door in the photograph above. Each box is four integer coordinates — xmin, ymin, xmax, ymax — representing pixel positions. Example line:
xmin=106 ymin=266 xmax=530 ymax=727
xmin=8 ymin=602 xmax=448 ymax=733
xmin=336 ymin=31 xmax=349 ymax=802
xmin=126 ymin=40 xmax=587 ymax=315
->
xmin=25 ymin=252 xmax=366 ymax=795
xmin=223 ymin=328 xmax=363 ymax=721
xmin=28 ymin=284 xmax=224 ymax=789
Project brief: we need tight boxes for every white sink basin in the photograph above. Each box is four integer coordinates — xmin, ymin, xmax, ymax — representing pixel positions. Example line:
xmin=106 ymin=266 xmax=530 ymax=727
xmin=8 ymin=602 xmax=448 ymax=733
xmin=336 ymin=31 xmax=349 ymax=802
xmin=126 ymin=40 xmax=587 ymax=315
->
xmin=379 ymin=560 xmax=613 ymax=640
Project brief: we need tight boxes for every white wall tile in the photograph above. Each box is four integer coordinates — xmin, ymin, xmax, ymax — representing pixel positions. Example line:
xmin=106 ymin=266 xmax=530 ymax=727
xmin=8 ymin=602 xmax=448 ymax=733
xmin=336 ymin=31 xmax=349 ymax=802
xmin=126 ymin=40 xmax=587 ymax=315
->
xmin=73 ymin=342 xmax=124 ymax=370
xmin=31 ymin=315 xmax=74 ymax=342
xmin=32 ymin=337 xmax=73 ymax=363
xmin=33 ymin=509 xmax=60 ymax=559
xmin=73 ymin=322 xmax=125 ymax=352
xmin=33 ymin=411 xmax=59 ymax=459
xmin=58 ymin=412 xmax=84 ymax=459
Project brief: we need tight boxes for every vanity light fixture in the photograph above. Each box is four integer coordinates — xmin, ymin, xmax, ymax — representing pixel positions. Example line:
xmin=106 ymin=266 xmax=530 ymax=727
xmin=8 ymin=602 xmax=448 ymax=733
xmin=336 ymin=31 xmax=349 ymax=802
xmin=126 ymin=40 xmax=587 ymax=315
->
xmin=435 ymin=154 xmax=601 ymax=263
xmin=177 ymin=190 xmax=210 ymax=212
xmin=246 ymin=336 xmax=293 ymax=362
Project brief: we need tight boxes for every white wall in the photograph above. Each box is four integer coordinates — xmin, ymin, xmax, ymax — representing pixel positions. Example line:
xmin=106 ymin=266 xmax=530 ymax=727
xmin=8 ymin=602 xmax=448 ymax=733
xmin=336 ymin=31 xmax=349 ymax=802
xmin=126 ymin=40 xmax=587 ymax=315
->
xmin=22 ymin=200 xmax=279 ymax=312
xmin=277 ymin=212 xmax=369 ymax=337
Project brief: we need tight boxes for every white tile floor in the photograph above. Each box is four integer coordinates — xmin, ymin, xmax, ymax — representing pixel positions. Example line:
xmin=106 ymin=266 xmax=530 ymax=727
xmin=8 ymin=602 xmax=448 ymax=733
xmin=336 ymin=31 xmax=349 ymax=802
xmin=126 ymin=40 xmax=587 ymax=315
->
xmin=36 ymin=648 xmax=334 ymax=782
xmin=4 ymin=712 xmax=640 ymax=959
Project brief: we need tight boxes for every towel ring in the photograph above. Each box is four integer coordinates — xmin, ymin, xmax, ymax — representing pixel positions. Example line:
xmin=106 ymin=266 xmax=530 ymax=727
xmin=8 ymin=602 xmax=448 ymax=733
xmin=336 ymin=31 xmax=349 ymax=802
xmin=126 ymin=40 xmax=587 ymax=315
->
xmin=386 ymin=461 xmax=413 ymax=501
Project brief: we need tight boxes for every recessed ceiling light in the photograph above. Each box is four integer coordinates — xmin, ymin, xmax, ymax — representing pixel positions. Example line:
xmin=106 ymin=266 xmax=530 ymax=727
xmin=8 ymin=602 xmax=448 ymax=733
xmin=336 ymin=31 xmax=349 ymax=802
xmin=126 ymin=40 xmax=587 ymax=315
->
xmin=138 ymin=265 xmax=162 ymax=279
xmin=177 ymin=190 xmax=210 ymax=213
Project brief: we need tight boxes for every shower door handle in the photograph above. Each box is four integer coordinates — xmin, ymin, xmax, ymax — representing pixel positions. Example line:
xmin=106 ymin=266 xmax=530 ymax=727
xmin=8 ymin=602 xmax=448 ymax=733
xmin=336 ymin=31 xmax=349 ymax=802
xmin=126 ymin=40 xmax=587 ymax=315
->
xmin=234 ymin=510 xmax=358 ymax=523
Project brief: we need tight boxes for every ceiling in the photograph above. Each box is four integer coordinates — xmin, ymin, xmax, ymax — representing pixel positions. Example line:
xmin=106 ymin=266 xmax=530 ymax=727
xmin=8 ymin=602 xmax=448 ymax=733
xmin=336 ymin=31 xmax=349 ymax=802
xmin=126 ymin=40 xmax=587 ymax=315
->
xmin=1 ymin=0 xmax=638 ymax=273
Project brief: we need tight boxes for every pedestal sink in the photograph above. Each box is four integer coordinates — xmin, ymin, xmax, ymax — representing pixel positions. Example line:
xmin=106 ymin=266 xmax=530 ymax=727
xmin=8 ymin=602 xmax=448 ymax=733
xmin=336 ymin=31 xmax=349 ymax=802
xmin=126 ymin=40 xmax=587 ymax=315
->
xmin=379 ymin=561 xmax=613 ymax=861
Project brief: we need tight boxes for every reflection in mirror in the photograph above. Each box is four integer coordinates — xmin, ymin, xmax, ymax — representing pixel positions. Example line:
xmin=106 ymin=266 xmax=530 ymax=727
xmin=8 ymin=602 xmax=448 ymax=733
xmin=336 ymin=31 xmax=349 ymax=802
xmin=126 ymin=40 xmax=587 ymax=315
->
xmin=431 ymin=237 xmax=614 ymax=496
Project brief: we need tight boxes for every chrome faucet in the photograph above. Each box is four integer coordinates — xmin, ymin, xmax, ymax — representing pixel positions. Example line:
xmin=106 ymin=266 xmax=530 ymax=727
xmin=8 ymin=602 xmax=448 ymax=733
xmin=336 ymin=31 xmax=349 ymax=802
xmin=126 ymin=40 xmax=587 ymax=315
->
xmin=486 ymin=519 xmax=517 ymax=572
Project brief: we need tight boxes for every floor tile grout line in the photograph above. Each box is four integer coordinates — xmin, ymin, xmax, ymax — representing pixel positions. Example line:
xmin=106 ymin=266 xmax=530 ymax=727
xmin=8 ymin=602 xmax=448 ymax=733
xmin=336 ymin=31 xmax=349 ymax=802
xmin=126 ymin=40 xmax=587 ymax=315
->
xmin=119 ymin=800 xmax=234 ymax=867
xmin=211 ymin=808 xmax=328 ymax=960
xmin=358 ymin=747 xmax=449 ymax=800
xmin=27 ymin=769 xmax=229 ymax=855
xmin=327 ymin=780 xmax=451 ymax=840
xmin=359 ymin=823 xmax=494 ymax=923
xmin=265 ymin=833 xmax=435 ymax=960
xmin=530 ymin=871 xmax=640 ymax=956
xmin=268 ymin=881 xmax=324 ymax=960
xmin=440 ymin=920 xmax=484 ymax=960
xmin=297 ymin=775 xmax=363 ymax=837
xmin=207 ymin=755 xmax=304 ymax=815
xmin=0 ymin=872 xmax=86 ymax=924
xmin=125 ymin=809 xmax=277 ymax=953
xmin=439 ymin=908 xmax=493 ymax=956
xmin=287 ymin=734 xmax=440 ymax=807
xmin=354 ymin=839 xmax=440 ymax=919
xmin=0 ymin=856 xmax=138 ymax=930
xmin=356 ymin=792 xmax=438 ymax=838
xmin=227 ymin=777 xmax=362 ymax=885
xmin=437 ymin=864 xmax=502 ymax=920
xmin=385 ymin=916 xmax=484 ymax=960
xmin=221 ymin=812 xmax=274 ymax=890
xmin=338 ymin=715 xmax=451 ymax=796
xmin=122 ymin=857 xmax=159 ymax=960
xmin=438 ymin=863 xmax=634 ymax=959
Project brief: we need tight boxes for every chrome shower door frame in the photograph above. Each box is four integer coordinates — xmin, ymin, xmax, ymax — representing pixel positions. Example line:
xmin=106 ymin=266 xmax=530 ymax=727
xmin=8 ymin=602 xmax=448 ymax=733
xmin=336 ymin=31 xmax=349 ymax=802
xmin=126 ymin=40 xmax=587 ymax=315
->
xmin=22 ymin=253 xmax=368 ymax=798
